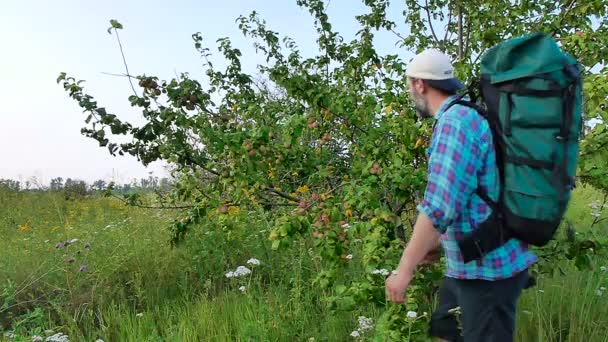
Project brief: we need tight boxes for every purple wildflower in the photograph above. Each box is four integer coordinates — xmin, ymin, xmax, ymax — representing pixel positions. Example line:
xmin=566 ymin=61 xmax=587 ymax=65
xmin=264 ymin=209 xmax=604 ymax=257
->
xmin=84 ymin=242 xmax=91 ymax=249
xmin=79 ymin=265 xmax=87 ymax=272
xmin=55 ymin=242 xmax=63 ymax=249
xmin=67 ymin=257 xmax=75 ymax=264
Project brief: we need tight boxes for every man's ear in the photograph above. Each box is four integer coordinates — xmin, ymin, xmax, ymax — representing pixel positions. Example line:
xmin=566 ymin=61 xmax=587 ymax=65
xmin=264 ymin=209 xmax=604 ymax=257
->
xmin=411 ymin=78 xmax=426 ymax=95
xmin=416 ymin=79 xmax=428 ymax=95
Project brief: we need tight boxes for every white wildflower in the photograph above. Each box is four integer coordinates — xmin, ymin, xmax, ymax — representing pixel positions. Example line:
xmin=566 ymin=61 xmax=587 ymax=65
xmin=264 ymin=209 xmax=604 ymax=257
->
xmin=234 ymin=266 xmax=252 ymax=276
xmin=592 ymin=212 xmax=601 ymax=218
xmin=600 ymin=266 xmax=606 ymax=272
xmin=32 ymin=336 xmax=44 ymax=342
xmin=346 ymin=254 xmax=353 ymax=260
xmin=94 ymin=340 xmax=104 ymax=342
xmin=350 ymin=330 xmax=361 ymax=338
xmin=4 ymin=332 xmax=15 ymax=339
xmin=69 ymin=238 xmax=79 ymax=244
xmin=600 ymin=287 xmax=606 ymax=291
xmin=358 ymin=316 xmax=373 ymax=331
xmin=406 ymin=311 xmax=418 ymax=319
xmin=371 ymin=269 xmax=390 ymax=277
xmin=136 ymin=312 xmax=144 ymax=317
xmin=45 ymin=333 xmax=69 ymax=342
xmin=597 ymin=289 xmax=604 ymax=296
xmin=247 ymin=258 xmax=261 ymax=266
xmin=226 ymin=266 xmax=252 ymax=278
xmin=239 ymin=286 xmax=247 ymax=293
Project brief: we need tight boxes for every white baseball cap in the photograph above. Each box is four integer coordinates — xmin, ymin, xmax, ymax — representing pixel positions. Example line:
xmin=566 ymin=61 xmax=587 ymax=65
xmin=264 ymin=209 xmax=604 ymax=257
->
xmin=405 ymin=48 xmax=464 ymax=92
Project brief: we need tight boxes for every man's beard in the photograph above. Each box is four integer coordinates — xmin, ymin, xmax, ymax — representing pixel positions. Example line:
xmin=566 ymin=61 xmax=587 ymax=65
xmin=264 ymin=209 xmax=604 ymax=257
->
xmin=412 ymin=92 xmax=432 ymax=119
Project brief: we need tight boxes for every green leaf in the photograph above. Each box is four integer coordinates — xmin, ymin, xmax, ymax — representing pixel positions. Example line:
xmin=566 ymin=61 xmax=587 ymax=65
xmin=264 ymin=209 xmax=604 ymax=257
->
xmin=56 ymin=72 xmax=66 ymax=84
xmin=335 ymin=285 xmax=347 ymax=295
xmin=107 ymin=19 xmax=123 ymax=34
xmin=271 ymin=239 xmax=281 ymax=250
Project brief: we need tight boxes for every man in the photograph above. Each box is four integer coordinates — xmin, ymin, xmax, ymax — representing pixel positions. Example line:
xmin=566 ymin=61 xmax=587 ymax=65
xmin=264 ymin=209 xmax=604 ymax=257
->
xmin=385 ymin=48 xmax=537 ymax=341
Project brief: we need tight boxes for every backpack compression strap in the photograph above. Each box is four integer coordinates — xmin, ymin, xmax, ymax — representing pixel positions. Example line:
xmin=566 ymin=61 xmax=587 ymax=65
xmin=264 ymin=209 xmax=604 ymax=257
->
xmin=555 ymin=62 xmax=581 ymax=199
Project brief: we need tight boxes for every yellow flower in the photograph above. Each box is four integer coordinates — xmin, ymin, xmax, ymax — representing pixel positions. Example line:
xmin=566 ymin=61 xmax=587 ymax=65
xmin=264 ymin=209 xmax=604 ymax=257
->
xmin=292 ymin=172 xmax=299 ymax=177
xmin=320 ymin=193 xmax=333 ymax=201
xmin=19 ymin=223 xmax=29 ymax=232
xmin=345 ymin=209 xmax=353 ymax=218
xmin=297 ymin=185 xmax=309 ymax=194
xmin=228 ymin=206 xmax=241 ymax=216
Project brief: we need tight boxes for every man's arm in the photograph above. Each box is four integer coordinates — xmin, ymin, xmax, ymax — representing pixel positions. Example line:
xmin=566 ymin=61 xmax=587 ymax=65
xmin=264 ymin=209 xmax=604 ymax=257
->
xmin=385 ymin=212 xmax=440 ymax=303
xmin=397 ymin=212 xmax=441 ymax=275
xmin=386 ymin=115 xmax=479 ymax=303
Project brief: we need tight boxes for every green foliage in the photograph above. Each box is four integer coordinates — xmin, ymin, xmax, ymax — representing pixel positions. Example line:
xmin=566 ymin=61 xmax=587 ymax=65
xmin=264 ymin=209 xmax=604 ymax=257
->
xmin=0 ymin=189 xmax=606 ymax=340
xmin=107 ymin=19 xmax=123 ymax=34
xmin=56 ymin=1 xmax=608 ymax=339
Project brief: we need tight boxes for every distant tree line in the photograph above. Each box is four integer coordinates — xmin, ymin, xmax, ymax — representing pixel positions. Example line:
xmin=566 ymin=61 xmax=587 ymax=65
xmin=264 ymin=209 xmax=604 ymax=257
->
xmin=0 ymin=175 xmax=174 ymax=196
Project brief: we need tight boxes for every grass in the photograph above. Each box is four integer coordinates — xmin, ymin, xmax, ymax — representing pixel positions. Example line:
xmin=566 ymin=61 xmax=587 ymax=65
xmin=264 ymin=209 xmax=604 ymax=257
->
xmin=0 ymin=184 xmax=607 ymax=341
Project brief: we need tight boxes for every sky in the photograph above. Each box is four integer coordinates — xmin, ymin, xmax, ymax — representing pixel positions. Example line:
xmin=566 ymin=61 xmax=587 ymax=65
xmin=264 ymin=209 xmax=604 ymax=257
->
xmin=0 ymin=0 xmax=412 ymax=186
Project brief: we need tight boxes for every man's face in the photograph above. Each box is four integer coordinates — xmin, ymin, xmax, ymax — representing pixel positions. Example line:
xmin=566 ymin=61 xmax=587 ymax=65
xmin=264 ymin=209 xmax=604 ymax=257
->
xmin=407 ymin=78 xmax=432 ymax=119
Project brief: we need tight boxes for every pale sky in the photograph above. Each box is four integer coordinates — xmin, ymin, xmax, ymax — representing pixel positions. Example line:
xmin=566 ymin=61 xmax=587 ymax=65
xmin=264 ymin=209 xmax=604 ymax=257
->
xmin=0 ymin=0 xmax=411 ymax=186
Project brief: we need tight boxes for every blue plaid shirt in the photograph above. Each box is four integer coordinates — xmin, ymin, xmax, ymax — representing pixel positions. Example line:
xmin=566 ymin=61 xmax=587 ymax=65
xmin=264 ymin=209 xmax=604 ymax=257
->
xmin=417 ymin=95 xmax=537 ymax=280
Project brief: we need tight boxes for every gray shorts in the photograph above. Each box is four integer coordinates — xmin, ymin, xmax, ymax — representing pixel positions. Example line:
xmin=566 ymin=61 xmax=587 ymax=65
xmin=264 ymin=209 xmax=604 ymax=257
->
xmin=428 ymin=269 xmax=532 ymax=342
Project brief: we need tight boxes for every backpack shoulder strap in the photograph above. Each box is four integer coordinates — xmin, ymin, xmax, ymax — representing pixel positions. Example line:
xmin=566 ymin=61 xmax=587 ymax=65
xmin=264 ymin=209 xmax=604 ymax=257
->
xmin=444 ymin=96 xmax=502 ymax=213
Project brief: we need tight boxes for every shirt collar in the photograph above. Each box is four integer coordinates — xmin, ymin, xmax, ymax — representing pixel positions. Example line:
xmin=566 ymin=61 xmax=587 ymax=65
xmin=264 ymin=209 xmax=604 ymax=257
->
xmin=434 ymin=95 xmax=462 ymax=121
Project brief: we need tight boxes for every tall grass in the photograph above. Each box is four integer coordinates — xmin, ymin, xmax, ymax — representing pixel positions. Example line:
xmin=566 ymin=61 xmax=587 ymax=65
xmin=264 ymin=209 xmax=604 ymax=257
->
xmin=0 ymin=185 xmax=606 ymax=341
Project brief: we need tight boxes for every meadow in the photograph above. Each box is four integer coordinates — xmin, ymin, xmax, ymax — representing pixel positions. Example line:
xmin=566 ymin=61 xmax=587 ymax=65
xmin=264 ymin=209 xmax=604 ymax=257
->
xmin=1 ymin=184 xmax=607 ymax=342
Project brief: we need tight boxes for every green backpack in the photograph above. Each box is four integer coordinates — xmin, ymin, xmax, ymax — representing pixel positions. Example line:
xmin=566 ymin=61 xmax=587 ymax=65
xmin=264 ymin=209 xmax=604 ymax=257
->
xmin=450 ymin=33 xmax=584 ymax=263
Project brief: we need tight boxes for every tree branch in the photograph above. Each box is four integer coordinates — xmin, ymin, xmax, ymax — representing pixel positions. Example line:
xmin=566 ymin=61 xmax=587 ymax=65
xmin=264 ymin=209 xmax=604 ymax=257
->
xmin=390 ymin=28 xmax=407 ymax=42
xmin=424 ymin=0 xmax=440 ymax=46
xmin=463 ymin=10 xmax=472 ymax=60
xmin=442 ymin=7 xmax=453 ymax=43
xmin=101 ymin=71 xmax=138 ymax=79
xmin=112 ymin=28 xmax=138 ymax=97
xmin=551 ymin=0 xmax=577 ymax=37
xmin=457 ymin=1 xmax=463 ymax=60
xmin=264 ymin=187 xmax=300 ymax=202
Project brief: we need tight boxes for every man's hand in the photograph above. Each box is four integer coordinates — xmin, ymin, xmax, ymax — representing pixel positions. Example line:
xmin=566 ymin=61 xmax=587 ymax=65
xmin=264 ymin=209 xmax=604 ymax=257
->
xmin=385 ymin=270 xmax=414 ymax=303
